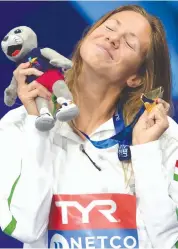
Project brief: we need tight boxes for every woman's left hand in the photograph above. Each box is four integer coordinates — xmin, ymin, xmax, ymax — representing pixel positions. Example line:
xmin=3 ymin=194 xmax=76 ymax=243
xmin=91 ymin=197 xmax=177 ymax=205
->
xmin=132 ymin=98 xmax=170 ymax=145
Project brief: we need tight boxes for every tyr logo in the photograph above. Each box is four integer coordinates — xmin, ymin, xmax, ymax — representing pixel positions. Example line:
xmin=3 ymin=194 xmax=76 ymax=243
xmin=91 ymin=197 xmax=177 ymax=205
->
xmin=55 ymin=200 xmax=118 ymax=224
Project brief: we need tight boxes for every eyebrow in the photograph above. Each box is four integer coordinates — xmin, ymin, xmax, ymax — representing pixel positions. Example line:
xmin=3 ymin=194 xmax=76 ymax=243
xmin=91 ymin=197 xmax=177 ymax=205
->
xmin=114 ymin=19 xmax=121 ymax=26
xmin=111 ymin=18 xmax=139 ymax=40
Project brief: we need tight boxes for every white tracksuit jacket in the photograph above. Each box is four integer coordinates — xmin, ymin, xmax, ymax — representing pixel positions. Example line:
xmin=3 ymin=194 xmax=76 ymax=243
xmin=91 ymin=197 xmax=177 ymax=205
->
xmin=0 ymin=106 xmax=178 ymax=249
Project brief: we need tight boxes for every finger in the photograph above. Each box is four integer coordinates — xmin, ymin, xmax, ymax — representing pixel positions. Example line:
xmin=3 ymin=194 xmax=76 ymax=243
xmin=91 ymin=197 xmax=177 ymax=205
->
xmin=27 ymin=81 xmax=52 ymax=99
xmin=139 ymin=110 xmax=148 ymax=120
xmin=28 ymin=88 xmax=52 ymax=100
xmin=146 ymin=117 xmax=154 ymax=128
xmin=27 ymin=81 xmax=41 ymax=91
xmin=155 ymin=103 xmax=167 ymax=117
xmin=13 ymin=63 xmax=30 ymax=82
xmin=148 ymin=104 xmax=166 ymax=122
xmin=156 ymin=98 xmax=170 ymax=113
xmin=17 ymin=62 xmax=31 ymax=69
xmin=14 ymin=68 xmax=43 ymax=87
xmin=148 ymin=103 xmax=166 ymax=119
xmin=148 ymin=107 xmax=169 ymax=134
xmin=19 ymin=68 xmax=43 ymax=78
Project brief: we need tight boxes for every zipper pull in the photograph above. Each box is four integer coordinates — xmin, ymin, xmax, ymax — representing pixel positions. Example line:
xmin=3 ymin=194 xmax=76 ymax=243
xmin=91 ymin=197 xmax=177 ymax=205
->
xmin=80 ymin=144 xmax=85 ymax=152
xmin=79 ymin=144 xmax=101 ymax=171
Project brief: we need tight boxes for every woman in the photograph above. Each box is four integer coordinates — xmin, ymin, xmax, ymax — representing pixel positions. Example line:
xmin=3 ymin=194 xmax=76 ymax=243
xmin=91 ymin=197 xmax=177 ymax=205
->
xmin=0 ymin=4 xmax=178 ymax=248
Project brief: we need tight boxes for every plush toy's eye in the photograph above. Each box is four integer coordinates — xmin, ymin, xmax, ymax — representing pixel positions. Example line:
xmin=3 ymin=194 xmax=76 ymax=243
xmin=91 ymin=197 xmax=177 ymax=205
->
xmin=14 ymin=29 xmax=22 ymax=34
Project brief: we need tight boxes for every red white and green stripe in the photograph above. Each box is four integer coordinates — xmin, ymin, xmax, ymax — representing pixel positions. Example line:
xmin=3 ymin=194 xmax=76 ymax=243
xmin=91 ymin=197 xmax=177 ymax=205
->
xmin=174 ymin=161 xmax=178 ymax=182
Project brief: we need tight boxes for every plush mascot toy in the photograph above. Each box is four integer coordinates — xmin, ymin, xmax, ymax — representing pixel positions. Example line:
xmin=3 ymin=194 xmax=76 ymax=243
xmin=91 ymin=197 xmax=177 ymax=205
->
xmin=1 ymin=26 xmax=79 ymax=131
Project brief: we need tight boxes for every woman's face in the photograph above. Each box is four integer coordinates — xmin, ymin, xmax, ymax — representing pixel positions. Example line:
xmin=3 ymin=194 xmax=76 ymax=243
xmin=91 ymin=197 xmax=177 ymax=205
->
xmin=80 ymin=10 xmax=151 ymax=86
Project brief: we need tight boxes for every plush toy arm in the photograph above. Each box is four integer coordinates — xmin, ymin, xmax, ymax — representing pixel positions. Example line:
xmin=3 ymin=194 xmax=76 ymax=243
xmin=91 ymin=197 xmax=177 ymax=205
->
xmin=4 ymin=76 xmax=18 ymax=106
xmin=40 ymin=47 xmax=72 ymax=69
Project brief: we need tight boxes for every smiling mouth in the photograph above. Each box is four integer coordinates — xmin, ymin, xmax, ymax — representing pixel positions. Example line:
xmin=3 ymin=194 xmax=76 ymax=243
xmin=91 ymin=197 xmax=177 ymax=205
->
xmin=7 ymin=44 xmax=22 ymax=57
xmin=96 ymin=45 xmax=113 ymax=60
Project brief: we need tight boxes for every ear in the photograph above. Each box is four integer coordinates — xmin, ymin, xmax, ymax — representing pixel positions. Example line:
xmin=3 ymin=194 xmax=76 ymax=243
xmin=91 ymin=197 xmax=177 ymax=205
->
xmin=126 ymin=74 xmax=142 ymax=88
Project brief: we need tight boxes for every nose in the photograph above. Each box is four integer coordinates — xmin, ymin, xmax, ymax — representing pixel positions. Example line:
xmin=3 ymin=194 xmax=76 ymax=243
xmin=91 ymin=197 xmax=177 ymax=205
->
xmin=106 ymin=35 xmax=119 ymax=49
xmin=3 ymin=36 xmax=8 ymax=42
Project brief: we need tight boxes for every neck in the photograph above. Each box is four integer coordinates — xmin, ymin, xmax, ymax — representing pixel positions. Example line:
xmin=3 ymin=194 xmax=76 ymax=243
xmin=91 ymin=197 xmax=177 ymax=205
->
xmin=73 ymin=67 xmax=122 ymax=136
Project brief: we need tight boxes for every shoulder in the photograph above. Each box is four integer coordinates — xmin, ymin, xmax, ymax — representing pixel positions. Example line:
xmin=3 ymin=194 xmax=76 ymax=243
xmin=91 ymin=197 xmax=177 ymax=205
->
xmin=0 ymin=106 xmax=30 ymax=144
xmin=0 ymin=105 xmax=27 ymax=126
xmin=0 ymin=106 xmax=58 ymax=140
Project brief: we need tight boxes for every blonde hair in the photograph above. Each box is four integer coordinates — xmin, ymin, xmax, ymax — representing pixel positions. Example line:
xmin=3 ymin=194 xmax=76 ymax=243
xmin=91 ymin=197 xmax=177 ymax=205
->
xmin=65 ymin=4 xmax=172 ymax=184
xmin=66 ymin=4 xmax=171 ymax=124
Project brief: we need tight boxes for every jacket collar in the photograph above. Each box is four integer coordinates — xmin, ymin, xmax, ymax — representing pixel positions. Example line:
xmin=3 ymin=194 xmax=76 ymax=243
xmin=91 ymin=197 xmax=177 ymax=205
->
xmin=54 ymin=117 xmax=115 ymax=144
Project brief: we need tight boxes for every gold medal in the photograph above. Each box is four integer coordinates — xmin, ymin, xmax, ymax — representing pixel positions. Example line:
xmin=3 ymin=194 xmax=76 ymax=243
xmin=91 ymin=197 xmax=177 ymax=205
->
xmin=141 ymin=86 xmax=164 ymax=112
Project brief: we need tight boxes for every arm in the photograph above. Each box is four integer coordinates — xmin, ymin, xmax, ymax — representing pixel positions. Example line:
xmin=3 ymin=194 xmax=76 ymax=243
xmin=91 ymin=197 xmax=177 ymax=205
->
xmin=0 ymin=108 xmax=53 ymax=244
xmin=130 ymin=119 xmax=178 ymax=248
xmin=4 ymin=76 xmax=18 ymax=106
xmin=40 ymin=47 xmax=72 ymax=69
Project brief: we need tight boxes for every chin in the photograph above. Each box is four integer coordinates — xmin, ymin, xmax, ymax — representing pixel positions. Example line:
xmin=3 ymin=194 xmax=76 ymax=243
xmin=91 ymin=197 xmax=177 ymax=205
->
xmin=88 ymin=62 xmax=112 ymax=79
xmin=82 ymin=53 xmax=109 ymax=69
xmin=80 ymin=45 xmax=113 ymax=76
xmin=81 ymin=42 xmax=103 ymax=63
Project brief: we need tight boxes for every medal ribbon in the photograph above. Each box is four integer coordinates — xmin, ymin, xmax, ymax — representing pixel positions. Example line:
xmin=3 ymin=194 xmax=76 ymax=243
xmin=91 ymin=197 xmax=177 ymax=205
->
xmin=77 ymin=94 xmax=158 ymax=160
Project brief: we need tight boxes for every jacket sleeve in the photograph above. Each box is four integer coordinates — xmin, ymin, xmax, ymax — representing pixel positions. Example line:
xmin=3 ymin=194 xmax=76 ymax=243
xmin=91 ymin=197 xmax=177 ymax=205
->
xmin=130 ymin=117 xmax=178 ymax=248
xmin=0 ymin=108 xmax=54 ymax=244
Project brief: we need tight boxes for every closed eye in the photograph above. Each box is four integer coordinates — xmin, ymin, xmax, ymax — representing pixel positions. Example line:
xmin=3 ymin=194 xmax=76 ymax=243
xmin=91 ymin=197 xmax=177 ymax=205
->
xmin=126 ymin=41 xmax=132 ymax=48
xmin=125 ymin=40 xmax=135 ymax=50
xmin=105 ymin=26 xmax=114 ymax=31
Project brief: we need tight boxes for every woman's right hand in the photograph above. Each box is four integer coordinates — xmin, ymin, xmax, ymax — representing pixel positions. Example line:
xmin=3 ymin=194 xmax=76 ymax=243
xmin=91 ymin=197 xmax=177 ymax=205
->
xmin=14 ymin=62 xmax=52 ymax=116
